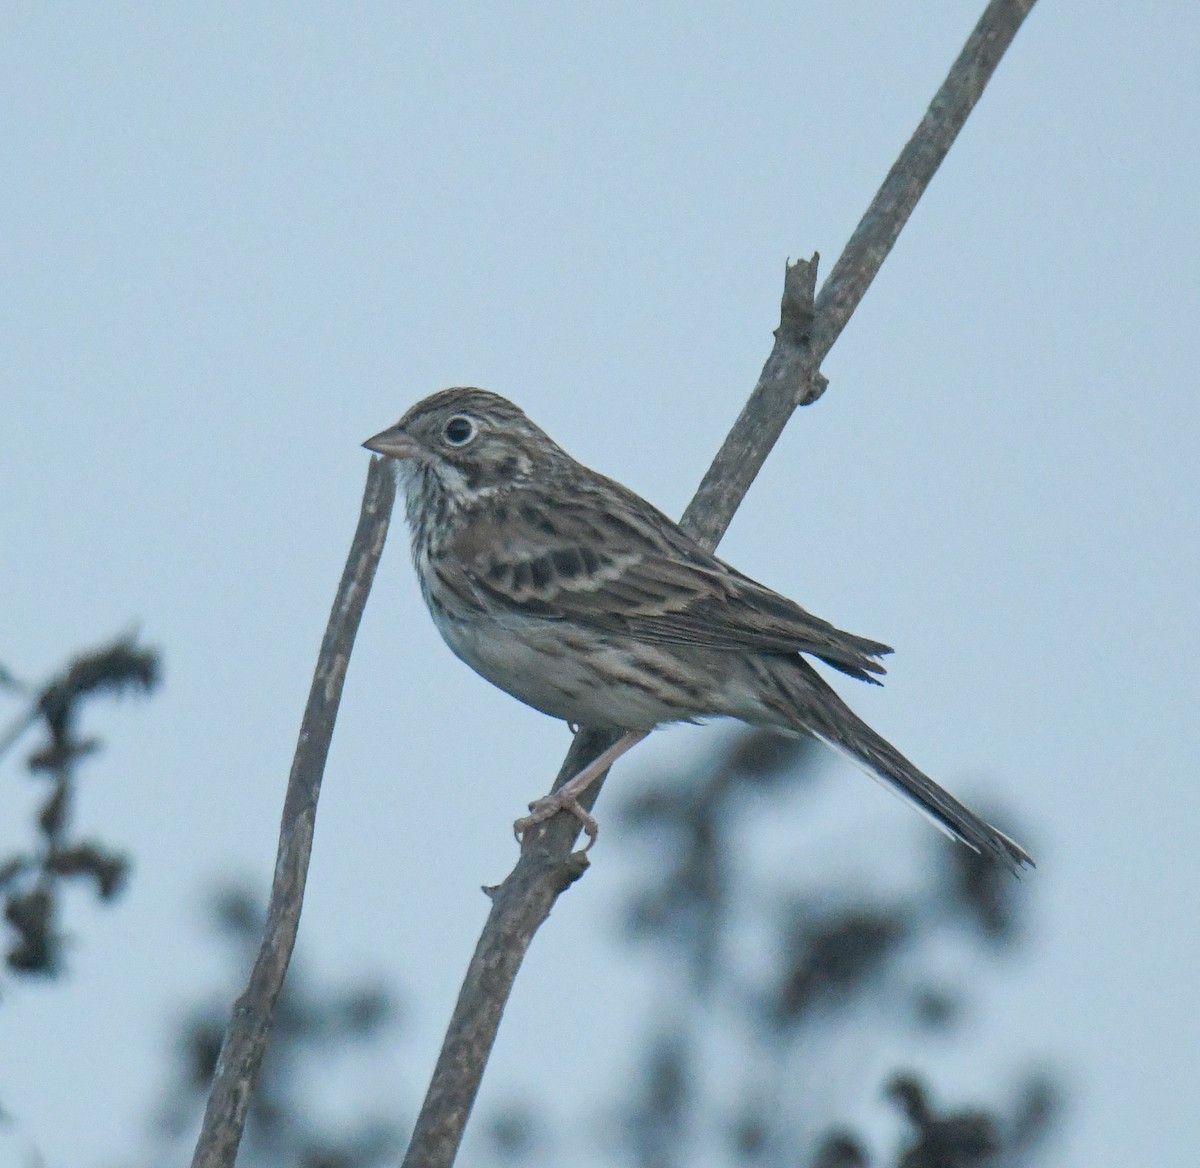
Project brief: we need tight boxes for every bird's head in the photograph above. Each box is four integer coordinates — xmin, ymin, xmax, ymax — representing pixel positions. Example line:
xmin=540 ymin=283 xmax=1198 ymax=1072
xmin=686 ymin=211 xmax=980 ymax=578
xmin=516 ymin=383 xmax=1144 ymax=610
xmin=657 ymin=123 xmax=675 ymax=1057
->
xmin=364 ymin=387 xmax=565 ymax=506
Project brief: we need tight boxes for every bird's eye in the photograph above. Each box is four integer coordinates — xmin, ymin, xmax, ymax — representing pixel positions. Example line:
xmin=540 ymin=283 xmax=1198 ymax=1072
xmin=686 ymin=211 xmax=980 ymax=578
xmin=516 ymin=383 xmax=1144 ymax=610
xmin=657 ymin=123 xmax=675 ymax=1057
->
xmin=443 ymin=416 xmax=476 ymax=446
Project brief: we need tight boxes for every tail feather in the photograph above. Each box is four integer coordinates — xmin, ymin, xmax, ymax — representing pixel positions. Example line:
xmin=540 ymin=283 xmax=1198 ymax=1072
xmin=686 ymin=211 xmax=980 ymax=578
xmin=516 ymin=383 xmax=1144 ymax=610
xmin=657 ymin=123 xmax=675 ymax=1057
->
xmin=764 ymin=660 xmax=1033 ymax=875
xmin=813 ymin=724 xmax=1033 ymax=875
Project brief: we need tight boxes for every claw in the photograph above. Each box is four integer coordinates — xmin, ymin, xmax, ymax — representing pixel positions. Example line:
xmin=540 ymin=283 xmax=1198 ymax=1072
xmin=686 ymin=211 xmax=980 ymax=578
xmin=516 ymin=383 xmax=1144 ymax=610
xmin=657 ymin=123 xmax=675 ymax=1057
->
xmin=514 ymin=792 xmax=599 ymax=849
xmin=512 ymin=730 xmax=649 ymax=850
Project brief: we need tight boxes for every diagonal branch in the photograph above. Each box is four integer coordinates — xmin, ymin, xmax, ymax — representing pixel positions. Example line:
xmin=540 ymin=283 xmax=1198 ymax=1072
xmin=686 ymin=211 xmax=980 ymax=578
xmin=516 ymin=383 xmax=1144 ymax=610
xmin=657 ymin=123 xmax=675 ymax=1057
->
xmin=682 ymin=0 xmax=1038 ymax=548
xmin=402 ymin=2 xmax=1038 ymax=1166
xmin=190 ymin=457 xmax=397 ymax=1168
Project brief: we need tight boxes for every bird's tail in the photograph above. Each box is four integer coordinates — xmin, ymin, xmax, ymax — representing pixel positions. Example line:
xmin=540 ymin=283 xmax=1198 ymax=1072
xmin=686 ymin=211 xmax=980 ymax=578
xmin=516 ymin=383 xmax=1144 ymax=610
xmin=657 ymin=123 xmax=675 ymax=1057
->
xmin=759 ymin=659 xmax=1033 ymax=875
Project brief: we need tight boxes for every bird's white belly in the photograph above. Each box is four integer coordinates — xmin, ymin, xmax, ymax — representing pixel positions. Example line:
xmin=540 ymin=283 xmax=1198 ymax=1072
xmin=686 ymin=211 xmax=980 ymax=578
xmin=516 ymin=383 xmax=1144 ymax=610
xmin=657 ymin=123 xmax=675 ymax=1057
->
xmin=429 ymin=606 xmax=702 ymax=730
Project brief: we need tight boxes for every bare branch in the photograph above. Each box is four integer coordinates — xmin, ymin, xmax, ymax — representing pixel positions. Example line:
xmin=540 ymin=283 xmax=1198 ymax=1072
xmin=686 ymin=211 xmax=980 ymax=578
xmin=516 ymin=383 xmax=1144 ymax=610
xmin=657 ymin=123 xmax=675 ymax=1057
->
xmin=684 ymin=0 xmax=1038 ymax=549
xmin=402 ymin=3 xmax=1039 ymax=1165
xmin=190 ymin=457 xmax=397 ymax=1168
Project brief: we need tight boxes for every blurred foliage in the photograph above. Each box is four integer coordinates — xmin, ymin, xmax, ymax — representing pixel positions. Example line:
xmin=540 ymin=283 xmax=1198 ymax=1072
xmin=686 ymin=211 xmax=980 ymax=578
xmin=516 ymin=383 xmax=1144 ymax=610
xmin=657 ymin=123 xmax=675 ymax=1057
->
xmin=133 ymin=728 xmax=1061 ymax=1167
xmin=604 ymin=728 xmax=1061 ymax=1168
xmin=0 ymin=635 xmax=159 ymax=975
xmin=143 ymin=883 xmax=403 ymax=1168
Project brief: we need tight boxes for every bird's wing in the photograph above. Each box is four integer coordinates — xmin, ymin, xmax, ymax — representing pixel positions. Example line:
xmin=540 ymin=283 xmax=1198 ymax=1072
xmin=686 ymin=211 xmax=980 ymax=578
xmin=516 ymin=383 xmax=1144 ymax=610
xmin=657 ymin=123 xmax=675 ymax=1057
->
xmin=443 ymin=480 xmax=892 ymax=683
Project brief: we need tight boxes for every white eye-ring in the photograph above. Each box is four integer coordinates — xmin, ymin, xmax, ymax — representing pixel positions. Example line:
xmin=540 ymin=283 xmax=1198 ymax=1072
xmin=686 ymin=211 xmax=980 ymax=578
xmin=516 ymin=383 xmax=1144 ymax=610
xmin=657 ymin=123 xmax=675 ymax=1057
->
xmin=443 ymin=415 xmax=477 ymax=446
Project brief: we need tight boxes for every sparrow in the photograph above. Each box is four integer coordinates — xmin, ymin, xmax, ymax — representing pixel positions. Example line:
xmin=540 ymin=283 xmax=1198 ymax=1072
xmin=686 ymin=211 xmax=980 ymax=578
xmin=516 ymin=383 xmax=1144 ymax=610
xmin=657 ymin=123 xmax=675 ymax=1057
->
xmin=364 ymin=387 xmax=1031 ymax=873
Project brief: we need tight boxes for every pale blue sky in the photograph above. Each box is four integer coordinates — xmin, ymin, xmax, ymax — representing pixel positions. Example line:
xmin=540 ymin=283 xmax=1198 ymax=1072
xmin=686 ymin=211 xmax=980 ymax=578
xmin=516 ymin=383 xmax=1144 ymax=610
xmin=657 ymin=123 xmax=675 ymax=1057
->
xmin=2 ymin=2 xmax=1198 ymax=1165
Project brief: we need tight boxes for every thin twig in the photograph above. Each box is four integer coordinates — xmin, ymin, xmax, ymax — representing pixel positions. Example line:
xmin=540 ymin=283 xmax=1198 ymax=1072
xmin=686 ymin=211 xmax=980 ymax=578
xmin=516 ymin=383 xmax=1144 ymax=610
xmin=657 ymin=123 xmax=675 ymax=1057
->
xmin=401 ymin=2 xmax=1038 ymax=1165
xmin=190 ymin=457 xmax=397 ymax=1168
xmin=683 ymin=0 xmax=1038 ymax=548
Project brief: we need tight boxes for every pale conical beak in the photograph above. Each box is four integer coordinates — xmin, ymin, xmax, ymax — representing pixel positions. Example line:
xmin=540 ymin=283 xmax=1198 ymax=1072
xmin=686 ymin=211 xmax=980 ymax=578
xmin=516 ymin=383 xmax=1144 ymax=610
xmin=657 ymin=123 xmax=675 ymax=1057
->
xmin=362 ymin=426 xmax=423 ymax=459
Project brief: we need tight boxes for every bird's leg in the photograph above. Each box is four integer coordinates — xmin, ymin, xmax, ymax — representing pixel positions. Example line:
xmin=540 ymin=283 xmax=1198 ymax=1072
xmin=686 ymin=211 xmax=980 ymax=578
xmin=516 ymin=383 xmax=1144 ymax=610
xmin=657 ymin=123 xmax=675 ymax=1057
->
xmin=514 ymin=730 xmax=649 ymax=849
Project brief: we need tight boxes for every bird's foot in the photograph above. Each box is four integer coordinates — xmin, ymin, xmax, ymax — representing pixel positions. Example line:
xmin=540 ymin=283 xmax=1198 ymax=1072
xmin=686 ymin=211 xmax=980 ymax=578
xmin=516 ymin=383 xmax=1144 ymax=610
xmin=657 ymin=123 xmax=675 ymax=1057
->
xmin=514 ymin=793 xmax=599 ymax=849
xmin=512 ymin=730 xmax=650 ymax=850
